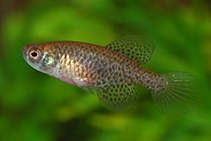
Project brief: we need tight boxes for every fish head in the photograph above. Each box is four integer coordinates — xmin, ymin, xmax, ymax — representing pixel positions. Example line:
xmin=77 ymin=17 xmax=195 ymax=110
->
xmin=22 ymin=43 xmax=58 ymax=75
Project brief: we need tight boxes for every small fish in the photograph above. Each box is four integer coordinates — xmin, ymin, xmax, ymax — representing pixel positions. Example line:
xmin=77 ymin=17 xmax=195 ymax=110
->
xmin=22 ymin=35 xmax=197 ymax=114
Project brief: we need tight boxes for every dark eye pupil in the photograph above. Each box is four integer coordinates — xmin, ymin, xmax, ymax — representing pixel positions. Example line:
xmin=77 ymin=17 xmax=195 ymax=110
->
xmin=31 ymin=52 xmax=38 ymax=57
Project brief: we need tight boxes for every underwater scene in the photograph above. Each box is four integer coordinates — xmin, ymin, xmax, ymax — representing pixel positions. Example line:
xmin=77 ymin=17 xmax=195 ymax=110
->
xmin=0 ymin=0 xmax=210 ymax=141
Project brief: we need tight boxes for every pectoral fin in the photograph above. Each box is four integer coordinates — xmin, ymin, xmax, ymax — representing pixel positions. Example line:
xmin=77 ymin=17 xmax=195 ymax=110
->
xmin=82 ymin=87 xmax=95 ymax=95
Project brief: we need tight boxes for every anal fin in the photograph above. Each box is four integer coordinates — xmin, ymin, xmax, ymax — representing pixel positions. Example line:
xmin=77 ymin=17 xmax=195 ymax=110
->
xmin=97 ymin=84 xmax=138 ymax=112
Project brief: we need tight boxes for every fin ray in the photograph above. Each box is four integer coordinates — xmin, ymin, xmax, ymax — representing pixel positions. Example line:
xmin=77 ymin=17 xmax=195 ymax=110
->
xmin=82 ymin=87 xmax=95 ymax=95
xmin=167 ymin=91 xmax=191 ymax=112
xmin=151 ymin=72 xmax=198 ymax=115
xmin=164 ymin=92 xmax=179 ymax=113
xmin=96 ymin=84 xmax=138 ymax=112
xmin=105 ymin=35 xmax=155 ymax=64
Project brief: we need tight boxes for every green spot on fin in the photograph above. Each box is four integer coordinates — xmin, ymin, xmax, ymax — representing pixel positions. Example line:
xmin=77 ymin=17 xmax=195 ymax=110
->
xmin=105 ymin=35 xmax=155 ymax=64
xmin=97 ymin=84 xmax=138 ymax=112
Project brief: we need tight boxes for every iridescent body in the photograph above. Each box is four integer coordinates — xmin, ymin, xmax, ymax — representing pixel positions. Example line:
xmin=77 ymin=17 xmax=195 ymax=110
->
xmin=22 ymin=36 xmax=197 ymax=114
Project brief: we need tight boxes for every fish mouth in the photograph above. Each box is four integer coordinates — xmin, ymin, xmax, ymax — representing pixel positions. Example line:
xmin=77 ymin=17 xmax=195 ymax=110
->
xmin=21 ymin=46 xmax=24 ymax=53
xmin=22 ymin=45 xmax=28 ymax=60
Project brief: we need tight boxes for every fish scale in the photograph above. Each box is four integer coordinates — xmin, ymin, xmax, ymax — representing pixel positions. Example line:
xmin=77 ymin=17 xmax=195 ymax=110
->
xmin=22 ymin=35 xmax=198 ymax=113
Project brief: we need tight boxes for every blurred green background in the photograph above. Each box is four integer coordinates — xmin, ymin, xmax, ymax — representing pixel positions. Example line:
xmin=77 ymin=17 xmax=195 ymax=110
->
xmin=0 ymin=0 xmax=210 ymax=141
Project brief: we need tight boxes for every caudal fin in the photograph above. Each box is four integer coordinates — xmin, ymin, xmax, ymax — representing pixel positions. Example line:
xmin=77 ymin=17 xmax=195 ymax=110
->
xmin=151 ymin=72 xmax=198 ymax=115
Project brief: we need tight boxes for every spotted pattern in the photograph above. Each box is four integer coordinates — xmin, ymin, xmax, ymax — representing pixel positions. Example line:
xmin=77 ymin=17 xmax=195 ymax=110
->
xmin=23 ymin=39 xmax=166 ymax=111
xmin=97 ymin=84 xmax=138 ymax=111
xmin=106 ymin=35 xmax=155 ymax=64
xmin=27 ymin=41 xmax=162 ymax=90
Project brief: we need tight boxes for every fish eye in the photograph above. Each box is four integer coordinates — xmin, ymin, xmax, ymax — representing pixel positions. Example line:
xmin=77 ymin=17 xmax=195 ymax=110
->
xmin=31 ymin=51 xmax=38 ymax=57
xmin=29 ymin=47 xmax=41 ymax=60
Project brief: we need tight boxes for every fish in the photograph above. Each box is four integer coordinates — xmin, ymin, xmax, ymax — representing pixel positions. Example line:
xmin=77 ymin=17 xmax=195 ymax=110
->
xmin=22 ymin=35 xmax=198 ymax=114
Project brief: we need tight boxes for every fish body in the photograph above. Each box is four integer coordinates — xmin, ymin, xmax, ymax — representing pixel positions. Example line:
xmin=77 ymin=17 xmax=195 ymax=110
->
xmin=22 ymin=36 xmax=197 ymax=113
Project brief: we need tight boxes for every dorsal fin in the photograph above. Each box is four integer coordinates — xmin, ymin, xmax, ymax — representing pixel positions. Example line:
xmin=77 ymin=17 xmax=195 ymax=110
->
xmin=105 ymin=35 xmax=155 ymax=64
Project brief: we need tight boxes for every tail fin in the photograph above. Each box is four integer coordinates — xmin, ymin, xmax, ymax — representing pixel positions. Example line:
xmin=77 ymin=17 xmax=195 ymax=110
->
xmin=151 ymin=72 xmax=198 ymax=115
